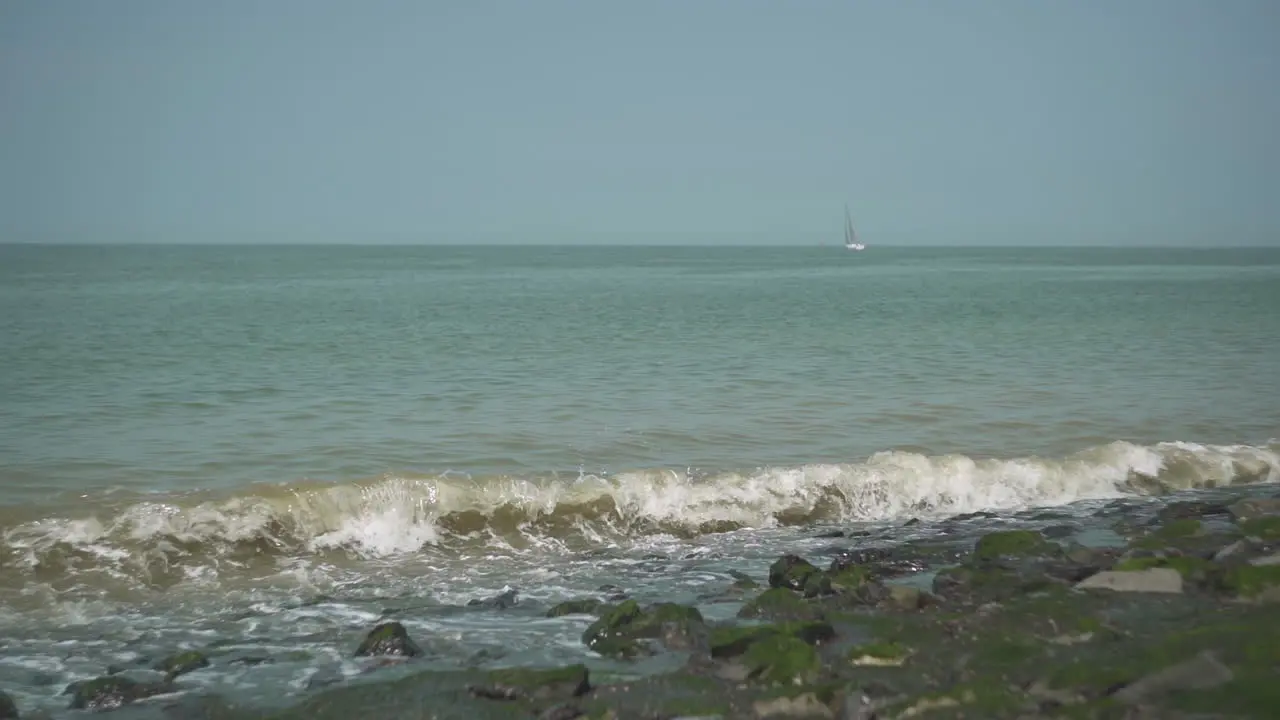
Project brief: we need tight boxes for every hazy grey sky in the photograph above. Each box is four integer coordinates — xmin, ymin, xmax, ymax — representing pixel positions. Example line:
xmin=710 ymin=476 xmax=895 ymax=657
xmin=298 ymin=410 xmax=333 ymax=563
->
xmin=2 ymin=1 xmax=1277 ymax=245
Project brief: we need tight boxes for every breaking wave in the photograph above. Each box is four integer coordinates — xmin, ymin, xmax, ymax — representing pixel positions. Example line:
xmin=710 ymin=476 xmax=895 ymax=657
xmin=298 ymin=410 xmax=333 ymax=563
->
xmin=2 ymin=440 xmax=1276 ymax=583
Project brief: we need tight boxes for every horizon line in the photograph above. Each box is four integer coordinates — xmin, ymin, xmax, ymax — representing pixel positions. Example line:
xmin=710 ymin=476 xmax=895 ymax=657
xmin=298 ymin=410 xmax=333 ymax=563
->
xmin=3 ymin=241 xmax=1278 ymax=250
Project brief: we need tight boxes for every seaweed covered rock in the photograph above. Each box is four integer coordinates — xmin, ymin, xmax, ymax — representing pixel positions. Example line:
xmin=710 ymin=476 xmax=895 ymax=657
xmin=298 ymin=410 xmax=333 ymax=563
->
xmin=153 ymin=649 xmax=210 ymax=679
xmin=708 ymin=620 xmax=836 ymax=658
xmin=580 ymin=600 xmax=705 ymax=657
xmin=354 ymin=621 xmax=423 ymax=657
xmin=469 ymin=664 xmax=590 ymax=702
xmin=65 ymin=676 xmax=172 ymax=711
xmin=768 ymin=554 xmax=826 ymax=595
xmin=740 ymin=635 xmax=820 ymax=685
xmin=737 ymin=587 xmax=824 ymax=621
xmin=972 ymin=530 xmax=1058 ymax=561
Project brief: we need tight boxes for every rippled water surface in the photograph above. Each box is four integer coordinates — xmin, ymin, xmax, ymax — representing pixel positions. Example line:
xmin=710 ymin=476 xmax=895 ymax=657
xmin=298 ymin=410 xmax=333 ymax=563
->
xmin=1 ymin=243 xmax=1278 ymax=715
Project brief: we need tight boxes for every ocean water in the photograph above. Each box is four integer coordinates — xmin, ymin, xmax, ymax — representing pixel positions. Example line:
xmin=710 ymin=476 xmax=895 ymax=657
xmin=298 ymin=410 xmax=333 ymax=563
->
xmin=1 ymin=243 xmax=1278 ymax=715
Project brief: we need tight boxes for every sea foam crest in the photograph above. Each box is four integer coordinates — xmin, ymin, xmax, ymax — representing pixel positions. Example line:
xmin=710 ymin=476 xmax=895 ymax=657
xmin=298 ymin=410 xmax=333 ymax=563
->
xmin=1 ymin=440 xmax=1275 ymax=573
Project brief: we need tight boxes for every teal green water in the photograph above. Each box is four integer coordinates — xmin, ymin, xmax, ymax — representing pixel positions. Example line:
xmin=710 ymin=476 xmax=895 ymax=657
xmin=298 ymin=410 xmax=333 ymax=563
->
xmin=0 ymin=244 xmax=1278 ymax=715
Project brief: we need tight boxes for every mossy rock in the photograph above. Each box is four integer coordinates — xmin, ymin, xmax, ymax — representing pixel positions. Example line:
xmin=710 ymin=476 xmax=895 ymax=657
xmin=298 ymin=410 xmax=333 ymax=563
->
xmin=972 ymin=530 xmax=1057 ymax=561
xmin=708 ymin=620 xmax=835 ymax=658
xmin=742 ymin=635 xmax=820 ymax=685
xmin=546 ymin=598 xmax=603 ymax=618
xmin=480 ymin=664 xmax=590 ymax=701
xmin=728 ymin=569 xmax=759 ymax=589
xmin=1214 ymin=564 xmax=1280 ymax=600
xmin=1240 ymin=516 xmax=1280 ymax=542
xmin=354 ymin=621 xmax=423 ymax=657
xmin=1114 ymin=555 xmax=1213 ymax=584
xmin=768 ymin=554 xmax=823 ymax=592
xmin=581 ymin=600 xmax=704 ymax=657
xmin=848 ymin=641 xmax=910 ymax=666
xmin=737 ymin=587 xmax=823 ymax=621
xmin=153 ymin=649 xmax=210 ymax=678
xmin=825 ymin=564 xmax=871 ymax=591
xmin=932 ymin=564 xmax=1044 ymax=603
xmin=65 ymin=676 xmax=172 ymax=711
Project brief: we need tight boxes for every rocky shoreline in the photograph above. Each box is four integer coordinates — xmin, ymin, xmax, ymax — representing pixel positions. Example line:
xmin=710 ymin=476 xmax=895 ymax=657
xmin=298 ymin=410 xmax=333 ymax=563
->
xmin=5 ymin=490 xmax=1280 ymax=719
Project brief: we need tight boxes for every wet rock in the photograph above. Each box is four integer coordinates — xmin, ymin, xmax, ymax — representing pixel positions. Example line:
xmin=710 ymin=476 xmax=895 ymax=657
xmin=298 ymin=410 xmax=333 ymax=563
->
xmin=1213 ymin=563 xmax=1280 ymax=602
xmin=152 ymin=649 xmax=210 ymax=679
xmin=1041 ymin=524 xmax=1076 ymax=539
xmin=581 ymin=600 xmax=704 ymax=657
xmin=738 ymin=588 xmax=824 ymax=622
xmin=753 ymin=691 xmax=834 ymax=718
xmin=1156 ymin=500 xmax=1230 ymax=523
xmin=353 ymin=621 xmax=424 ymax=657
xmin=1228 ymin=498 xmax=1280 ymax=522
xmin=950 ymin=510 xmax=998 ymax=522
xmin=708 ymin=621 xmax=835 ymax=658
xmin=728 ymin=569 xmax=759 ymax=588
xmin=1110 ymin=651 xmax=1233 ymax=704
xmin=65 ymin=675 xmax=172 ymax=711
xmin=538 ymin=703 xmax=584 ymax=720
xmin=769 ymin=554 xmax=824 ymax=592
xmin=1240 ymin=515 xmax=1280 ymax=542
xmin=468 ymin=664 xmax=590 ymax=702
xmin=1076 ymin=567 xmax=1183 ymax=594
xmin=546 ymin=598 xmax=603 ymax=617
xmin=597 ymin=584 xmax=628 ymax=601
xmin=881 ymin=584 xmax=929 ymax=611
xmin=468 ymin=586 xmax=519 ymax=609
xmin=740 ymin=635 xmax=820 ymax=685
xmin=0 ymin=691 xmax=16 ymax=720
xmin=972 ymin=530 xmax=1058 ymax=561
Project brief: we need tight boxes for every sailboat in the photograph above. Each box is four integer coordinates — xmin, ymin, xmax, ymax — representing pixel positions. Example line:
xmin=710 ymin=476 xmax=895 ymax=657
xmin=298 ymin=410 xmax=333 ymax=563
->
xmin=844 ymin=205 xmax=866 ymax=251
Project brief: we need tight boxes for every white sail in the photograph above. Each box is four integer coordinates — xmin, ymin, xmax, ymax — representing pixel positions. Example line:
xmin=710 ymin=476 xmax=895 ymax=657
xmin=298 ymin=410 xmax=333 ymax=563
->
xmin=844 ymin=205 xmax=865 ymax=251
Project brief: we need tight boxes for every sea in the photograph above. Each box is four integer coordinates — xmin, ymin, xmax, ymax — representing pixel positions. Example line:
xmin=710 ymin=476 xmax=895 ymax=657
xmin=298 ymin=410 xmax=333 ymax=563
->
xmin=1 ymin=243 xmax=1278 ymax=716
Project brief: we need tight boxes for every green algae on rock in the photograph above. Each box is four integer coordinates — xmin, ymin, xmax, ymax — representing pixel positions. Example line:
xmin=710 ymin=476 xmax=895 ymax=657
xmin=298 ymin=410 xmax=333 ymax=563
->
xmin=545 ymin=598 xmax=604 ymax=618
xmin=64 ymin=675 xmax=172 ymax=712
xmin=471 ymin=664 xmax=590 ymax=702
xmin=972 ymin=529 xmax=1058 ymax=560
xmin=741 ymin=635 xmax=821 ymax=685
xmin=354 ymin=621 xmax=424 ymax=657
xmin=580 ymin=600 xmax=705 ymax=657
xmin=768 ymin=554 xmax=824 ymax=593
xmin=153 ymin=649 xmax=210 ymax=679
xmin=708 ymin=620 xmax=836 ymax=658
xmin=738 ymin=587 xmax=824 ymax=621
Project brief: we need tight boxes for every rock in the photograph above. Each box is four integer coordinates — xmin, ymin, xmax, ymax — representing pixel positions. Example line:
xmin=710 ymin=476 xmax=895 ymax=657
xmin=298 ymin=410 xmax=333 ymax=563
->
xmin=65 ymin=676 xmax=172 ymax=711
xmin=1214 ymin=564 xmax=1280 ymax=601
xmin=581 ymin=600 xmax=705 ymax=657
xmin=708 ymin=621 xmax=835 ymax=658
xmin=152 ymin=649 xmax=210 ymax=679
xmin=468 ymin=587 xmax=519 ymax=609
xmin=0 ymin=691 xmax=16 ymax=720
xmin=848 ymin=641 xmax=910 ymax=667
xmin=1240 ymin=516 xmax=1280 ymax=542
xmin=753 ymin=691 xmax=834 ymax=718
xmin=769 ymin=555 xmax=824 ymax=592
xmin=354 ymin=621 xmax=424 ymax=657
xmin=741 ymin=635 xmax=820 ymax=685
xmin=1250 ymin=553 xmax=1280 ymax=566
xmin=738 ymin=588 xmax=824 ymax=622
xmin=468 ymin=664 xmax=590 ymax=702
xmin=1075 ymin=568 xmax=1183 ymax=594
xmin=728 ymin=569 xmax=759 ymax=588
xmin=882 ymin=585 xmax=927 ymax=611
xmin=538 ymin=703 xmax=584 ymax=720
xmin=972 ymin=530 xmax=1057 ymax=561
xmin=598 ymin=584 xmax=629 ymax=601
xmin=1110 ymin=651 xmax=1233 ymax=704
xmin=1156 ymin=500 xmax=1230 ymax=523
xmin=1228 ymin=498 xmax=1280 ymax=522
xmin=546 ymin=598 xmax=603 ymax=617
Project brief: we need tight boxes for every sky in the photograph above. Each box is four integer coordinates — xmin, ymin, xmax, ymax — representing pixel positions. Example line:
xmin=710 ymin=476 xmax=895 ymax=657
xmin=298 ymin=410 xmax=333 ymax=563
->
xmin=1 ymin=1 xmax=1278 ymax=245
